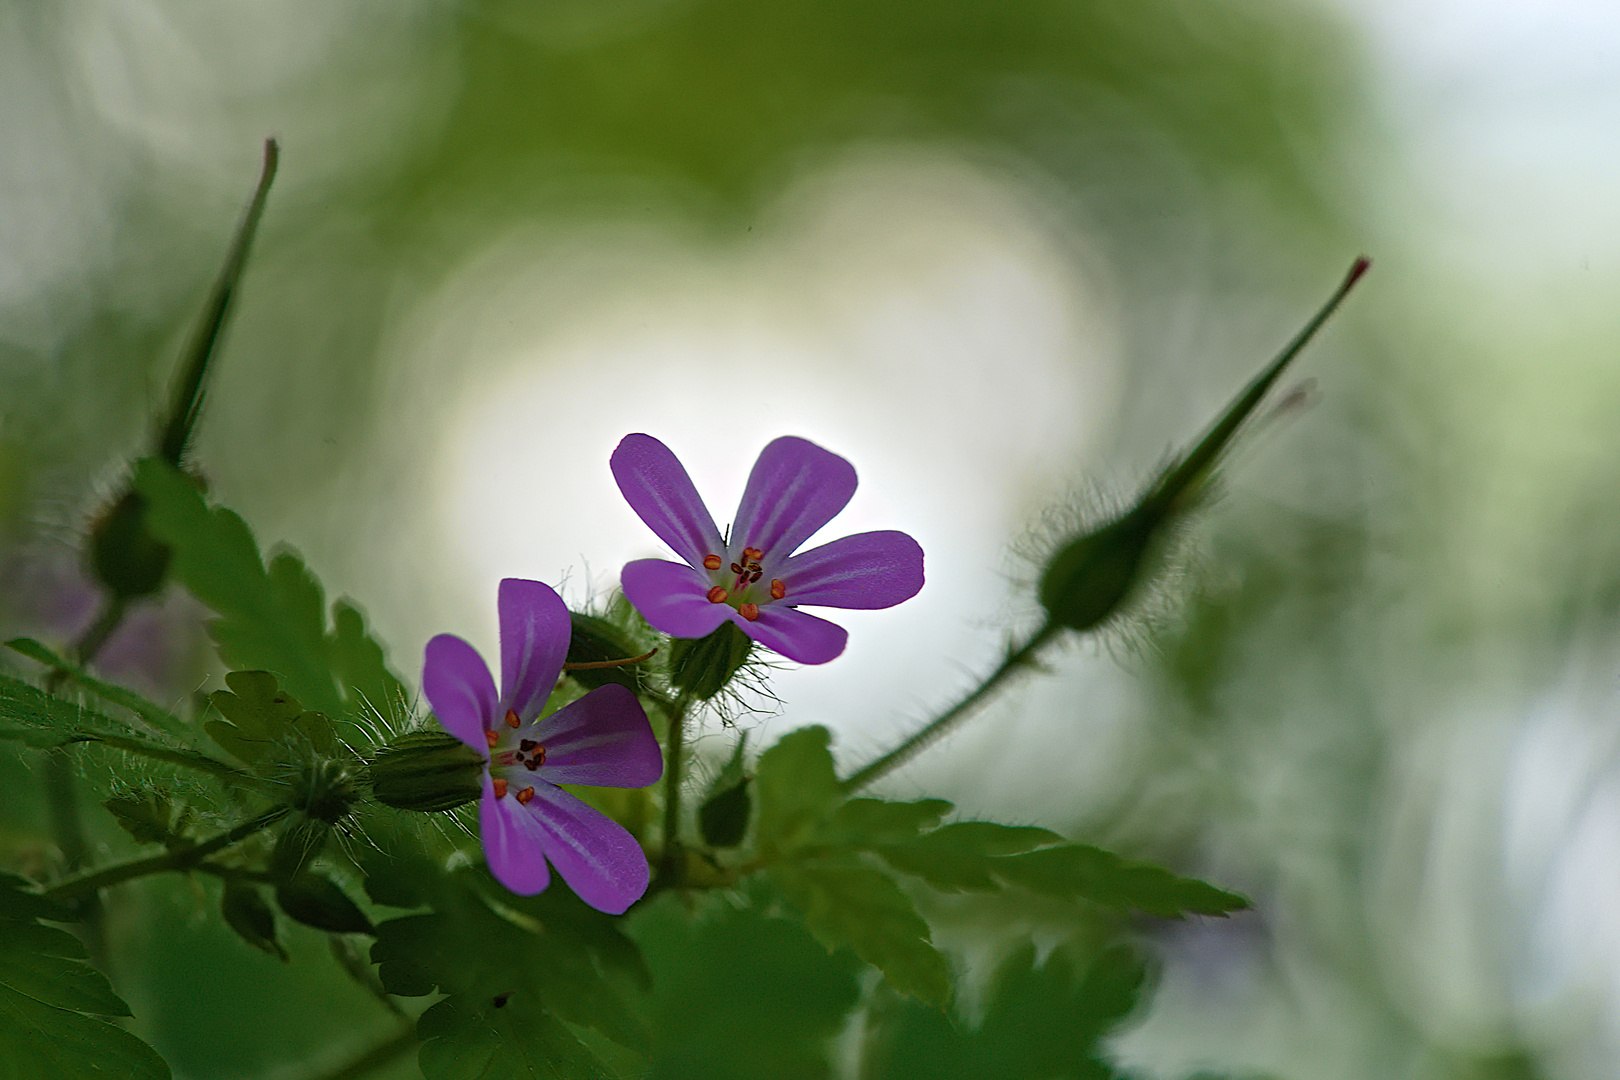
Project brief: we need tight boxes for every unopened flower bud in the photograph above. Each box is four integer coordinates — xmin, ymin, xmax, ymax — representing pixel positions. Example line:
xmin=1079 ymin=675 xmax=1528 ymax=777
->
xmin=1037 ymin=502 xmax=1162 ymax=633
xmin=566 ymin=611 xmax=646 ymax=692
xmin=368 ymin=731 xmax=484 ymax=813
xmin=86 ymin=488 xmax=171 ymax=602
xmin=668 ymin=621 xmax=752 ymax=701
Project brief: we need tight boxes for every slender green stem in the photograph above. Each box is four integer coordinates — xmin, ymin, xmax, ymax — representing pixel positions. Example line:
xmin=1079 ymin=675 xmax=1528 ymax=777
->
xmin=840 ymin=620 xmax=1062 ymax=794
xmin=656 ymin=691 xmax=693 ymax=885
xmin=42 ymin=806 xmax=289 ymax=902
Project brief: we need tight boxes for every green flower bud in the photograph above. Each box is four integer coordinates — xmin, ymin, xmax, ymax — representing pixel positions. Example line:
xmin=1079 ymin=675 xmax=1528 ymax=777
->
xmin=269 ymin=814 xmax=331 ymax=882
xmin=86 ymin=488 xmax=171 ymax=602
xmin=221 ymin=882 xmax=286 ymax=961
xmin=567 ymin=611 xmax=646 ymax=692
xmin=368 ymin=731 xmax=484 ymax=813
xmin=668 ymin=621 xmax=753 ymax=701
xmin=1036 ymin=502 xmax=1162 ymax=633
xmin=290 ymin=757 xmax=360 ymax=825
xmin=275 ymin=873 xmax=373 ymax=935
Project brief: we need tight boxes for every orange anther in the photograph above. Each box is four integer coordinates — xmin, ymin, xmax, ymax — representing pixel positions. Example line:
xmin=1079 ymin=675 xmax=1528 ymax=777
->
xmin=484 ymin=728 xmax=500 ymax=749
xmin=492 ymin=777 xmax=508 ymax=798
xmin=743 ymin=547 xmax=763 ymax=562
xmin=504 ymin=708 xmax=521 ymax=728
xmin=739 ymin=602 xmax=760 ymax=621
xmin=516 ymin=786 xmax=536 ymax=805
xmin=706 ymin=585 xmax=729 ymax=604
xmin=770 ymin=579 xmax=786 ymax=600
xmin=703 ymin=554 xmax=723 ymax=570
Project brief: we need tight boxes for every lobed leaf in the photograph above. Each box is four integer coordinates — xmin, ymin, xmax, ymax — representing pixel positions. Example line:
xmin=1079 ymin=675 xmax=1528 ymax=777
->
xmin=752 ymin=725 xmax=841 ymax=856
xmin=3 ymin=637 xmax=187 ymax=739
xmin=134 ymin=457 xmax=405 ymax=726
xmin=416 ymin=995 xmax=615 ymax=1080
xmin=0 ymin=877 xmax=171 ymax=1080
xmin=205 ymin=670 xmax=333 ymax=766
xmin=769 ymin=858 xmax=951 ymax=1007
xmin=862 ymin=938 xmax=1148 ymax=1080
xmin=629 ymin=887 xmax=861 ymax=1080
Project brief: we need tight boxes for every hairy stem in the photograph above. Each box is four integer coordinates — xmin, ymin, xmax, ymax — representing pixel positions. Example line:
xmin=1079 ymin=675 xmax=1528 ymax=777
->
xmin=840 ymin=620 xmax=1062 ymax=794
xmin=42 ymin=806 xmax=289 ymax=902
xmin=656 ymin=691 xmax=693 ymax=885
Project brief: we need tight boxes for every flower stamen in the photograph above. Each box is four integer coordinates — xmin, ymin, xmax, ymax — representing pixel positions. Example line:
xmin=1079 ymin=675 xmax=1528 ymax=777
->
xmin=516 ymin=786 xmax=536 ymax=805
xmin=492 ymin=777 xmax=508 ymax=798
xmin=504 ymin=709 xmax=521 ymax=728
xmin=706 ymin=585 xmax=729 ymax=604
xmin=739 ymin=602 xmax=760 ymax=621
xmin=485 ymin=729 xmax=500 ymax=749
xmin=703 ymin=554 xmax=723 ymax=570
xmin=770 ymin=579 xmax=786 ymax=600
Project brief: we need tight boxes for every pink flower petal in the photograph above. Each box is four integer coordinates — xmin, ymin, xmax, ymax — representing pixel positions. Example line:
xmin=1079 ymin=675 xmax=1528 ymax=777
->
xmin=742 ymin=605 xmax=849 ymax=664
xmin=733 ymin=437 xmax=857 ymax=562
xmin=423 ymin=634 xmax=498 ymax=754
xmin=534 ymin=684 xmax=664 ymax=788
xmin=779 ymin=530 xmax=925 ymax=609
xmin=498 ymin=578 xmax=570 ymax=721
xmin=524 ymin=782 xmax=651 ymax=914
xmin=479 ymin=780 xmax=552 ymax=895
xmin=621 ymin=558 xmax=732 ymax=639
xmin=611 ymin=434 xmax=725 ymax=570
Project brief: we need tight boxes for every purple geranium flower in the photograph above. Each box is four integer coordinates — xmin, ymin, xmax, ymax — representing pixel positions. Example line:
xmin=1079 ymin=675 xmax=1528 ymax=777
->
xmin=611 ymin=433 xmax=924 ymax=664
xmin=422 ymin=578 xmax=663 ymax=914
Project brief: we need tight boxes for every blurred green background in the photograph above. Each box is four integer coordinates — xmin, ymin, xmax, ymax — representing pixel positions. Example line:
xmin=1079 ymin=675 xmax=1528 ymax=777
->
xmin=5 ymin=0 xmax=1620 ymax=1077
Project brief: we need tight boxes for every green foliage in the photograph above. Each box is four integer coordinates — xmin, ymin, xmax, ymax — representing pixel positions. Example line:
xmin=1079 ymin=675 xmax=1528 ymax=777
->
xmin=862 ymin=939 xmax=1149 ymax=1080
xmin=753 ymin=724 xmax=842 ymax=856
xmin=133 ymin=457 xmax=405 ymax=725
xmin=416 ymin=995 xmax=614 ymax=1080
xmin=0 ymin=873 xmax=171 ymax=1080
xmin=204 ymin=669 xmax=334 ymax=766
xmin=370 ymin=864 xmax=651 ymax=1061
xmin=698 ymin=732 xmax=750 ymax=848
xmin=221 ymin=881 xmax=287 ymax=962
xmin=630 ymin=889 xmax=862 ymax=1080
xmin=0 ymin=670 xmax=140 ymax=748
xmin=875 ymin=822 xmax=1249 ymax=917
xmin=4 ymin=637 xmax=188 ymax=739
xmin=667 ymin=620 xmax=753 ymax=701
xmin=275 ymin=873 xmax=374 ymax=935
xmin=104 ymin=787 xmax=194 ymax=847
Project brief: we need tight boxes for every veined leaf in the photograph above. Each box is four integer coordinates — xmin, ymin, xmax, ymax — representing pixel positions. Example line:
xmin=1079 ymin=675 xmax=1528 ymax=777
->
xmin=0 ymin=876 xmax=171 ymax=1080
xmin=3 ymin=637 xmax=187 ymax=739
xmin=204 ymin=670 xmax=333 ymax=766
xmin=133 ymin=457 xmax=405 ymax=726
xmin=752 ymin=725 xmax=840 ymax=856
xmin=769 ymin=858 xmax=951 ymax=1007
xmin=416 ymin=995 xmax=614 ymax=1080
xmin=863 ymin=938 xmax=1148 ymax=1080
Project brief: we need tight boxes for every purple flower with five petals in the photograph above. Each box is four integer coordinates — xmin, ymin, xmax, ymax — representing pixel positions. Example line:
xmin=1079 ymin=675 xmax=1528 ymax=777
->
xmin=611 ymin=434 xmax=924 ymax=664
xmin=422 ymin=578 xmax=663 ymax=914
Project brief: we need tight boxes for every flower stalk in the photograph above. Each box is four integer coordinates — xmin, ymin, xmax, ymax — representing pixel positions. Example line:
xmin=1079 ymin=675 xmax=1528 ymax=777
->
xmin=42 ymin=806 xmax=290 ymax=902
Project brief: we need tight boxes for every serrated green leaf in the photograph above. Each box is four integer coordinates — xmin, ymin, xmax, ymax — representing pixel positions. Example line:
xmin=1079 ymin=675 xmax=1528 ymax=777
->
xmin=874 ymin=821 xmax=1064 ymax=890
xmin=769 ymin=859 xmax=951 ymax=1006
xmin=104 ymin=788 xmax=192 ymax=847
xmin=872 ymin=822 xmax=1248 ymax=916
xmin=753 ymin=726 xmax=841 ymax=855
xmin=417 ymin=995 xmax=614 ymax=1080
xmin=822 ymin=798 xmax=953 ymax=848
xmin=863 ymin=938 xmax=1147 ymax=1080
xmin=992 ymin=843 xmax=1249 ymax=917
xmin=0 ymin=877 xmax=170 ymax=1080
xmin=629 ymin=888 xmax=861 ymax=1080
xmin=205 ymin=670 xmax=333 ymax=766
xmin=0 ymin=672 xmax=138 ymax=745
xmin=133 ymin=457 xmax=406 ymax=725
xmin=3 ymin=638 xmax=187 ymax=738
xmin=370 ymin=872 xmax=650 ymax=1055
